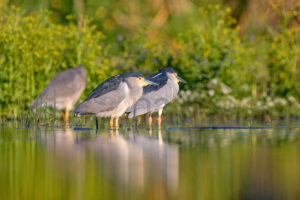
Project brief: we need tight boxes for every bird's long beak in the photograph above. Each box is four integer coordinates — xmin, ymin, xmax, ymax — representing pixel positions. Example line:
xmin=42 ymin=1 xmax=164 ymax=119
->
xmin=143 ymin=79 xmax=158 ymax=86
xmin=176 ymin=75 xmax=187 ymax=84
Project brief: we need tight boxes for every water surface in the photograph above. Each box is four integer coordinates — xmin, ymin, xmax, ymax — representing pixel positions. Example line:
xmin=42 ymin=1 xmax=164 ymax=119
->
xmin=1 ymin=121 xmax=300 ymax=200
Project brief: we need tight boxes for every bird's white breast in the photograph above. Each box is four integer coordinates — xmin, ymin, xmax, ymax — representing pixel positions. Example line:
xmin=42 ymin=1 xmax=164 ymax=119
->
xmin=146 ymin=79 xmax=179 ymax=110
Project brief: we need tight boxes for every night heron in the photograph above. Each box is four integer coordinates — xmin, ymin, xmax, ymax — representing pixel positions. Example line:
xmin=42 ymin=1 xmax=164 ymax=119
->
xmin=126 ymin=67 xmax=186 ymax=129
xmin=74 ymin=72 xmax=156 ymax=129
xmin=32 ymin=65 xmax=86 ymax=124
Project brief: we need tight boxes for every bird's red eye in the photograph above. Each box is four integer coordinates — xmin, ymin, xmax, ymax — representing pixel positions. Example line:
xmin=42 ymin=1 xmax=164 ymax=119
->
xmin=138 ymin=77 xmax=142 ymax=80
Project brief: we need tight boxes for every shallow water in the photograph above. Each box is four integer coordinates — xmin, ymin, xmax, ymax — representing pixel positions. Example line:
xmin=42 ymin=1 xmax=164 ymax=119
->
xmin=1 ymin=120 xmax=300 ymax=200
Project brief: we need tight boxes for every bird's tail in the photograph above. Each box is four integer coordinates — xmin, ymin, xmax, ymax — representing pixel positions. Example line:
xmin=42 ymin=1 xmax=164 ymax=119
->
xmin=74 ymin=101 xmax=90 ymax=117
xmin=74 ymin=106 xmax=81 ymax=117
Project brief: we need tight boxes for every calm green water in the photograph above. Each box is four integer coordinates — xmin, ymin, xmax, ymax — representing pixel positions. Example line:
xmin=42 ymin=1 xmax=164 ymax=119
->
xmin=1 ymin=121 xmax=300 ymax=200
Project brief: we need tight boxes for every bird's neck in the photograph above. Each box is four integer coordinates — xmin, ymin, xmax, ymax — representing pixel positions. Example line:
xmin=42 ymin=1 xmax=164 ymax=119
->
xmin=129 ymin=86 xmax=143 ymax=102
xmin=169 ymin=78 xmax=179 ymax=94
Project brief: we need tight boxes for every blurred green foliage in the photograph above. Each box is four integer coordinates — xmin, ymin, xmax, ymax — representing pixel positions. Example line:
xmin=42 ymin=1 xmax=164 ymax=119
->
xmin=105 ymin=5 xmax=300 ymax=118
xmin=0 ymin=1 xmax=299 ymax=118
xmin=0 ymin=6 xmax=116 ymax=116
xmin=172 ymin=5 xmax=300 ymax=117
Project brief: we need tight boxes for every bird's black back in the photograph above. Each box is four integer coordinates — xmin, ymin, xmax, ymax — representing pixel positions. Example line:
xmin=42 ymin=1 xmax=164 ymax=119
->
xmin=85 ymin=72 xmax=142 ymax=101
xmin=143 ymin=67 xmax=176 ymax=94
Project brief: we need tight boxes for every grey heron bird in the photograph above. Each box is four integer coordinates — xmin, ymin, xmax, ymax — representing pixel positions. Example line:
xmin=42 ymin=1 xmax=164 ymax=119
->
xmin=74 ymin=72 xmax=156 ymax=129
xmin=32 ymin=65 xmax=86 ymax=124
xmin=126 ymin=67 xmax=186 ymax=129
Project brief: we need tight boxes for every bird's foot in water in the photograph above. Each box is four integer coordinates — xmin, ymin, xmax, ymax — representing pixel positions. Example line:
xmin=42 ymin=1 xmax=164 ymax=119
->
xmin=115 ymin=118 xmax=119 ymax=130
xmin=110 ymin=117 xmax=114 ymax=130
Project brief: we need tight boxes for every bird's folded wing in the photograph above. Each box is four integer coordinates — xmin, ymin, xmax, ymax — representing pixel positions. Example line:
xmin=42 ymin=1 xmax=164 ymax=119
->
xmin=75 ymin=85 xmax=127 ymax=115
xmin=93 ymin=88 xmax=127 ymax=111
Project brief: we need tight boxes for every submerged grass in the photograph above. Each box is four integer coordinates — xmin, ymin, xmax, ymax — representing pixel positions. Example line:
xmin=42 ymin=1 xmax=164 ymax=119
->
xmin=5 ymin=105 xmax=299 ymax=131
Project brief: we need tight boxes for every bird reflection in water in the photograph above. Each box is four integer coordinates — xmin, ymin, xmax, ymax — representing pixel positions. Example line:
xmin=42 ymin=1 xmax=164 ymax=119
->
xmin=46 ymin=128 xmax=179 ymax=198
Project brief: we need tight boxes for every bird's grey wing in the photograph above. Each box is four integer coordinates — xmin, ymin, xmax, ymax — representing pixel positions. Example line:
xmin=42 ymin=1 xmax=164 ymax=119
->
xmin=85 ymin=75 xmax=122 ymax=101
xmin=128 ymin=82 xmax=178 ymax=118
xmin=74 ymin=83 xmax=128 ymax=115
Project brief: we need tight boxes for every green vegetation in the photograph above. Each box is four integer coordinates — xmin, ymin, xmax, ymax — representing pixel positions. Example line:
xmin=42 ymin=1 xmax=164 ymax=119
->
xmin=0 ymin=2 xmax=299 ymax=118
xmin=0 ymin=6 xmax=115 ymax=116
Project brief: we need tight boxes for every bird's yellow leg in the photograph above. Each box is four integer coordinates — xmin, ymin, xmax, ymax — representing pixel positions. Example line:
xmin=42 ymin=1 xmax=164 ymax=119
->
xmin=158 ymin=116 xmax=161 ymax=130
xmin=110 ymin=117 xmax=114 ymax=129
xmin=148 ymin=114 xmax=152 ymax=130
xmin=115 ymin=118 xmax=119 ymax=130
xmin=158 ymin=108 xmax=163 ymax=130
xmin=65 ymin=109 xmax=69 ymax=125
